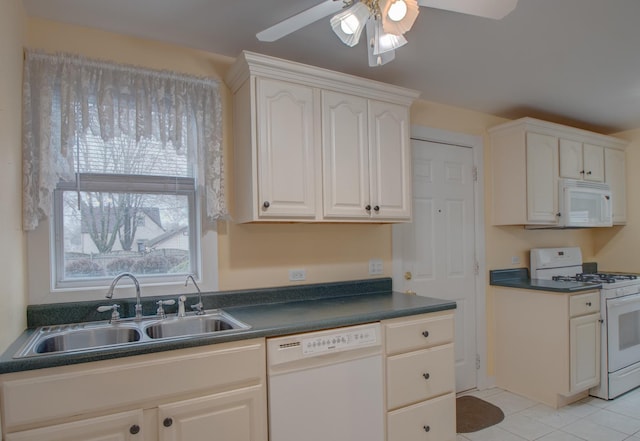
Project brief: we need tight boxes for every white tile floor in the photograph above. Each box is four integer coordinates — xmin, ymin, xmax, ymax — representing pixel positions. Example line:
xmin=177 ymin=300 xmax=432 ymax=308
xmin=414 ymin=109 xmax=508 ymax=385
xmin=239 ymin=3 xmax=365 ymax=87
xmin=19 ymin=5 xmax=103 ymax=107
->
xmin=458 ymin=387 xmax=640 ymax=441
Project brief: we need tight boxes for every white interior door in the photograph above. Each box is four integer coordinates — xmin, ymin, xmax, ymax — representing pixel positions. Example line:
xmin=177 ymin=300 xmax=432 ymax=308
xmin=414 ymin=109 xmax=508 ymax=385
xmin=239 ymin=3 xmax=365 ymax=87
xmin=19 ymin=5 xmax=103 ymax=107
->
xmin=393 ymin=139 xmax=477 ymax=392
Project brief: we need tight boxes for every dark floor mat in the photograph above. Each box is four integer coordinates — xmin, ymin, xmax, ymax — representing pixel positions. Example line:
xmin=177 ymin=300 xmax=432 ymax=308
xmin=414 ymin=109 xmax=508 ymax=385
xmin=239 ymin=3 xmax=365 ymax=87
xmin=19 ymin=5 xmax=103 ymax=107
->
xmin=456 ymin=395 xmax=505 ymax=433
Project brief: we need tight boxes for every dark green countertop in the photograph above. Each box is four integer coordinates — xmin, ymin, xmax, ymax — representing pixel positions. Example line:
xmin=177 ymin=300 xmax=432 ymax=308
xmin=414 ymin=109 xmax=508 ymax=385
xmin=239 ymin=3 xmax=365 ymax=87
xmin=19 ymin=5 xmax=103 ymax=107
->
xmin=490 ymin=268 xmax=601 ymax=293
xmin=0 ymin=278 xmax=456 ymax=374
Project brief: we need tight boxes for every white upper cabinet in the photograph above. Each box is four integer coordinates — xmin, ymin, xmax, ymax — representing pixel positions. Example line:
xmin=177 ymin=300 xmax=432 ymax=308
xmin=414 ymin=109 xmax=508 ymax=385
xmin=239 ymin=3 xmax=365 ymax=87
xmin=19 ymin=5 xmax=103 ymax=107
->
xmin=225 ymin=51 xmax=419 ymax=223
xmin=526 ymin=132 xmax=559 ymax=224
xmin=490 ymin=117 xmax=627 ymax=226
xmin=559 ymin=139 xmax=604 ymax=182
xmin=368 ymin=100 xmax=412 ymax=220
xmin=255 ymin=78 xmax=317 ymax=219
xmin=321 ymin=91 xmax=411 ymax=220
xmin=322 ymin=91 xmax=370 ymax=219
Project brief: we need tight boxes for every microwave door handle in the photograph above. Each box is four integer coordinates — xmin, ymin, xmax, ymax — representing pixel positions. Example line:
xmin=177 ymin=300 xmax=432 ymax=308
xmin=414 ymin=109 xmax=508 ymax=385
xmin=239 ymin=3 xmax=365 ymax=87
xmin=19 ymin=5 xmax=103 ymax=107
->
xmin=604 ymin=194 xmax=612 ymax=221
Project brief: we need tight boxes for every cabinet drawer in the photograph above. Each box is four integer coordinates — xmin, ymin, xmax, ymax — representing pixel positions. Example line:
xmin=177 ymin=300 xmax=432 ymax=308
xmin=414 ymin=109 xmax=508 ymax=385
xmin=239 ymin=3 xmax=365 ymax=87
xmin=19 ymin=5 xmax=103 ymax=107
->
xmin=387 ymin=392 xmax=456 ymax=441
xmin=384 ymin=312 xmax=454 ymax=356
xmin=386 ymin=343 xmax=454 ymax=410
xmin=570 ymin=291 xmax=600 ymax=317
xmin=1 ymin=339 xmax=265 ymax=431
xmin=5 ymin=409 xmax=143 ymax=441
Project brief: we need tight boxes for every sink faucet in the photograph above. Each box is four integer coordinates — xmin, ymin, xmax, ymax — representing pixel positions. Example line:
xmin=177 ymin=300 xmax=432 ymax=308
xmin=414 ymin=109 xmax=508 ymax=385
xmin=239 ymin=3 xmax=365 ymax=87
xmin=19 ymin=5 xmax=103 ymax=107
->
xmin=185 ymin=274 xmax=204 ymax=315
xmin=106 ymin=273 xmax=143 ymax=320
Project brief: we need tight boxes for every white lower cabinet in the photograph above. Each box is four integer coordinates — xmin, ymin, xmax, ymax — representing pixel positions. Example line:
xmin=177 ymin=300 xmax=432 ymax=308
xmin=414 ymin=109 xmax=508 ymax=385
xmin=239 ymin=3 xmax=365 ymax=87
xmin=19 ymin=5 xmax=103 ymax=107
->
xmin=495 ymin=288 xmax=601 ymax=407
xmin=157 ymin=385 xmax=263 ymax=441
xmin=382 ymin=311 xmax=456 ymax=441
xmin=0 ymin=339 xmax=267 ymax=441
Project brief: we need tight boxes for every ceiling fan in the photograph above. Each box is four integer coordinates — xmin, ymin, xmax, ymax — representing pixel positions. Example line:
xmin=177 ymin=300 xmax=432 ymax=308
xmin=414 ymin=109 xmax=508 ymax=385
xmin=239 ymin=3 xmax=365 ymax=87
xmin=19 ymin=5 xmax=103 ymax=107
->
xmin=257 ymin=0 xmax=518 ymax=67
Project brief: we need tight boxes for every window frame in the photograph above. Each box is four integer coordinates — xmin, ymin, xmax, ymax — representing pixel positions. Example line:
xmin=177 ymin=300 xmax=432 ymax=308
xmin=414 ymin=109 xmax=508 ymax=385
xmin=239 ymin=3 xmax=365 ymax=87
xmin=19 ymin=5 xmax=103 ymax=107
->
xmin=52 ymin=173 xmax=201 ymax=290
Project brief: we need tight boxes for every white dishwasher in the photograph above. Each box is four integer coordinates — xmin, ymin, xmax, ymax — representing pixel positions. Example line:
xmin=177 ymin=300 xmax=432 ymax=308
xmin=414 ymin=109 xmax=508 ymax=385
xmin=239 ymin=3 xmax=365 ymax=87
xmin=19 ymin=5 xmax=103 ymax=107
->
xmin=267 ymin=322 xmax=384 ymax=441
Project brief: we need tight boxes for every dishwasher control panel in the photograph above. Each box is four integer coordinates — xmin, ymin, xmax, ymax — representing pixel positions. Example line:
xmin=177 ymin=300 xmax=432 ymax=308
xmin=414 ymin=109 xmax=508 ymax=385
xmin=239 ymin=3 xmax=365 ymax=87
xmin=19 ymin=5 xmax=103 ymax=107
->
xmin=267 ymin=323 xmax=382 ymax=367
xmin=302 ymin=325 xmax=378 ymax=355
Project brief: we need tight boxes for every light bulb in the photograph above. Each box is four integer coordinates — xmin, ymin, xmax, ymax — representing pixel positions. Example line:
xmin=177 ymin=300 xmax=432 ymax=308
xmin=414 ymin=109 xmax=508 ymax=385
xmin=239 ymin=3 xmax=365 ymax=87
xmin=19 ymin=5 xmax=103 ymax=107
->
xmin=340 ymin=14 xmax=361 ymax=35
xmin=388 ymin=0 xmax=407 ymax=21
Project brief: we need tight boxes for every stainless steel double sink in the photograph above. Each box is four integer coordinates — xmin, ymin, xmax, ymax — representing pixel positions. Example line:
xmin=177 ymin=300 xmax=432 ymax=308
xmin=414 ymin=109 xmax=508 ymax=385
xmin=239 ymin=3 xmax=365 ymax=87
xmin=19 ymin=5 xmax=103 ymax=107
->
xmin=14 ymin=310 xmax=251 ymax=358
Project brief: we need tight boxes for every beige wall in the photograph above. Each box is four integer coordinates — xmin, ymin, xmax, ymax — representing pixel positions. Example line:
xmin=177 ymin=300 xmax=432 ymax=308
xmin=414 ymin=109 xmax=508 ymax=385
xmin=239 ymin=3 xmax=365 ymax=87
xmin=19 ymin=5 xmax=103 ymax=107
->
xmin=0 ymin=0 xmax=27 ymax=353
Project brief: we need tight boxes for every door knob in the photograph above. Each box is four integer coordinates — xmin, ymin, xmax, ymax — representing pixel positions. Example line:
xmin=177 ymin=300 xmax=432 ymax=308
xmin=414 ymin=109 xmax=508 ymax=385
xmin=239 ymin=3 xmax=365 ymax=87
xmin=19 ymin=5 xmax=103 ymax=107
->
xmin=404 ymin=271 xmax=412 ymax=280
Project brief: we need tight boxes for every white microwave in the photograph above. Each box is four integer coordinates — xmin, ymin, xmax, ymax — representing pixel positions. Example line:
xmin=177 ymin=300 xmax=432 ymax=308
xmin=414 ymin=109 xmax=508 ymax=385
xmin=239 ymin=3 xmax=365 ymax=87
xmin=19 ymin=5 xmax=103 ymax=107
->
xmin=558 ymin=179 xmax=612 ymax=227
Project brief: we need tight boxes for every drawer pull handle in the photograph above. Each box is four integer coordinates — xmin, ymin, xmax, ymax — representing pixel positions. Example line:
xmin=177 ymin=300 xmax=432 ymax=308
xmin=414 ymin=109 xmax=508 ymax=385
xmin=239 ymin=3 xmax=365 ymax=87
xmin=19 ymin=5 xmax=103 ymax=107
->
xmin=423 ymin=425 xmax=431 ymax=432
xmin=422 ymin=330 xmax=429 ymax=338
xmin=163 ymin=417 xmax=173 ymax=428
xmin=586 ymin=301 xmax=592 ymax=307
xmin=422 ymin=372 xmax=430 ymax=380
xmin=129 ymin=425 xmax=140 ymax=435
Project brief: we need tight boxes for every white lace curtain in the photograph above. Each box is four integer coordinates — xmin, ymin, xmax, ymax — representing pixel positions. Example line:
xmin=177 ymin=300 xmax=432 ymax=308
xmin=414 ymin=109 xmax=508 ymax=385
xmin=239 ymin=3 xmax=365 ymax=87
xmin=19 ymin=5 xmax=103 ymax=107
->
xmin=22 ymin=50 xmax=227 ymax=231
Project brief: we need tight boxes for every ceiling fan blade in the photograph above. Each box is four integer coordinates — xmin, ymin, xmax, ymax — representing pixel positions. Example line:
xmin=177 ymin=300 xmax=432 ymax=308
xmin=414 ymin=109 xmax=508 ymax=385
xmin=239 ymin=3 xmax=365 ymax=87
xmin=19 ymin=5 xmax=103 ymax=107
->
xmin=418 ymin=0 xmax=518 ymax=19
xmin=257 ymin=0 xmax=345 ymax=42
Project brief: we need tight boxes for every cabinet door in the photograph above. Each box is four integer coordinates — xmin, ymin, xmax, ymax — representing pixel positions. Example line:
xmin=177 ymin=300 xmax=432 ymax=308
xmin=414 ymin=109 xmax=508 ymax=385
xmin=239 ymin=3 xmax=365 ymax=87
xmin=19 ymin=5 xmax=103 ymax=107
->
xmin=583 ymin=143 xmax=605 ymax=182
xmin=570 ymin=313 xmax=601 ymax=393
xmin=605 ymin=148 xmax=626 ymax=224
xmin=157 ymin=385 xmax=266 ymax=441
xmin=256 ymin=78 xmax=317 ymax=218
xmin=526 ymin=132 xmax=559 ymax=223
xmin=321 ymin=90 xmax=370 ymax=218
xmin=5 ymin=410 xmax=143 ymax=441
xmin=559 ymin=139 xmax=583 ymax=180
xmin=368 ymin=100 xmax=412 ymax=220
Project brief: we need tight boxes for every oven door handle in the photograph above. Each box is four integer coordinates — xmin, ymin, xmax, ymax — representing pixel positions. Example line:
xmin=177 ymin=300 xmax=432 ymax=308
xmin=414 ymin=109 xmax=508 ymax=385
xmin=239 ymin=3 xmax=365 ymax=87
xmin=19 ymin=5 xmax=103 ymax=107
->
xmin=608 ymin=295 xmax=640 ymax=308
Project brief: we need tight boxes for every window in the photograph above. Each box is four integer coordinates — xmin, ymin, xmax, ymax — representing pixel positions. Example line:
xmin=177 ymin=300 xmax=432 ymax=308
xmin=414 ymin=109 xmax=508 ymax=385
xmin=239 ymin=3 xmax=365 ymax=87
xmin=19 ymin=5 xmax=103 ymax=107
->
xmin=22 ymin=51 xmax=226 ymax=292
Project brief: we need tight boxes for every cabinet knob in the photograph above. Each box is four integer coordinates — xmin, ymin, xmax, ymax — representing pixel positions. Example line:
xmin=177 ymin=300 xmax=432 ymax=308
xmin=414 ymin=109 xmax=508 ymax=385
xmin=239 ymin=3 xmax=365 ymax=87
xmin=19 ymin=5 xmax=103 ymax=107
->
xmin=373 ymin=205 xmax=380 ymax=212
xmin=422 ymin=372 xmax=431 ymax=380
xmin=263 ymin=201 xmax=270 ymax=209
xmin=586 ymin=301 xmax=592 ymax=307
xmin=163 ymin=417 xmax=173 ymax=428
xmin=130 ymin=425 xmax=140 ymax=435
xmin=365 ymin=205 xmax=371 ymax=211
xmin=587 ymin=171 xmax=592 ymax=175
xmin=556 ymin=212 xmax=562 ymax=217
xmin=422 ymin=330 xmax=429 ymax=338
xmin=580 ymin=170 xmax=585 ymax=174
xmin=423 ymin=425 xmax=431 ymax=432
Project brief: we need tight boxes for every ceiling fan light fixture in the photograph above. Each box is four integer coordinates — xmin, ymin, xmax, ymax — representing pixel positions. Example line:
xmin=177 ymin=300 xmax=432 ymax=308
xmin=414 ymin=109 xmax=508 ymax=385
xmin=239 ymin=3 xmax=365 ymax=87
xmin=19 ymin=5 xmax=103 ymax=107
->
xmin=380 ymin=0 xmax=419 ymax=35
xmin=365 ymin=17 xmax=398 ymax=67
xmin=330 ymin=2 xmax=370 ymax=47
xmin=388 ymin=0 xmax=407 ymax=21
xmin=369 ymin=16 xmax=407 ymax=55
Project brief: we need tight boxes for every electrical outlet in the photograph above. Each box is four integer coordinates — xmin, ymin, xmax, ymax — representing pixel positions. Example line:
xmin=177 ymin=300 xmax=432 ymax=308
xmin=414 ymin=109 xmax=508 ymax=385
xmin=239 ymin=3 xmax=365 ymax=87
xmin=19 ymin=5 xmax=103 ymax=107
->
xmin=289 ymin=269 xmax=306 ymax=281
xmin=511 ymin=256 xmax=521 ymax=265
xmin=369 ymin=259 xmax=383 ymax=275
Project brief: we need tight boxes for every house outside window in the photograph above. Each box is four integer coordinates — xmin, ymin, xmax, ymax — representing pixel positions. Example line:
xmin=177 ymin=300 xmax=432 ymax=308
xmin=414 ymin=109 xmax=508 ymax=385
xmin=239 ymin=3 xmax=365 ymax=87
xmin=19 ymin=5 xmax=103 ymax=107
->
xmin=22 ymin=51 xmax=227 ymax=295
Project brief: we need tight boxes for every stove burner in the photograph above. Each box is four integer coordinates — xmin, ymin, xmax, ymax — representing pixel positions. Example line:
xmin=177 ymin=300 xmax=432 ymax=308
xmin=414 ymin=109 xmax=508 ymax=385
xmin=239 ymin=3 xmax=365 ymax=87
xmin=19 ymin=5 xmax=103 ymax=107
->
xmin=552 ymin=273 xmax=639 ymax=284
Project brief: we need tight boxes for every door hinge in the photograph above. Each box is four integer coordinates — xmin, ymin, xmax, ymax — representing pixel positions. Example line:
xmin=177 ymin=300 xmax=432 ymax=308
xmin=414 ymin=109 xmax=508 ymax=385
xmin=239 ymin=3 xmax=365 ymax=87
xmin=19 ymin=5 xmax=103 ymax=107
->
xmin=476 ymin=354 xmax=481 ymax=370
xmin=472 ymin=166 xmax=478 ymax=182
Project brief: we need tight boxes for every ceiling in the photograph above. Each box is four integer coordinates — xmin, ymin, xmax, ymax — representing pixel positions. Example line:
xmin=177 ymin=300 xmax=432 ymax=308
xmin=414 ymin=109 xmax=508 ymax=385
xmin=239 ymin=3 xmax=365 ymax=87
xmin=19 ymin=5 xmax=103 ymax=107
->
xmin=22 ymin=0 xmax=640 ymax=133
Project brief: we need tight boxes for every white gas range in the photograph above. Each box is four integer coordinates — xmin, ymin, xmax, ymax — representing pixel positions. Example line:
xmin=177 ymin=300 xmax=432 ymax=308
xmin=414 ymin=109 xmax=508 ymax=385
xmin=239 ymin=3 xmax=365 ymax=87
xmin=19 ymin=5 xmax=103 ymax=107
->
xmin=531 ymin=247 xmax=640 ymax=400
